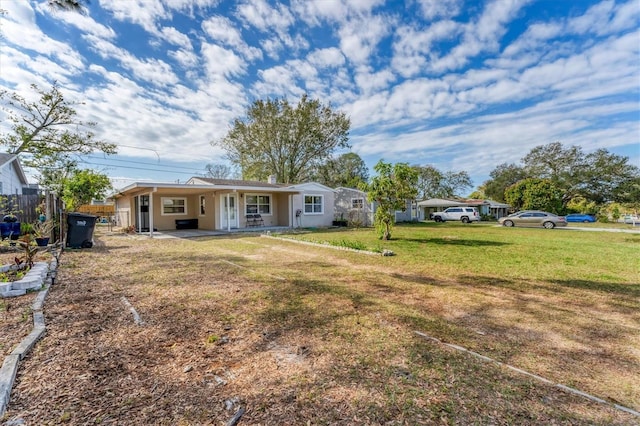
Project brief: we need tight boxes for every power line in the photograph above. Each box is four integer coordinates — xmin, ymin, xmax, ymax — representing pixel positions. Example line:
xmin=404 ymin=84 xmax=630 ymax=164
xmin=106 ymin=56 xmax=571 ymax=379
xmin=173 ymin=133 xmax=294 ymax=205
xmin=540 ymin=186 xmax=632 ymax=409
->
xmin=82 ymin=155 xmax=208 ymax=172
xmin=77 ymin=160 xmax=204 ymax=175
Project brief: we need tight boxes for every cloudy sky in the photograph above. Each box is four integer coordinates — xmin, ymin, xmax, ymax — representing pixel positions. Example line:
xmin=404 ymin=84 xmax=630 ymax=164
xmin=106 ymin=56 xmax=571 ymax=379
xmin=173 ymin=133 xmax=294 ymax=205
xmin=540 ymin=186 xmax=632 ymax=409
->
xmin=1 ymin=0 xmax=638 ymax=190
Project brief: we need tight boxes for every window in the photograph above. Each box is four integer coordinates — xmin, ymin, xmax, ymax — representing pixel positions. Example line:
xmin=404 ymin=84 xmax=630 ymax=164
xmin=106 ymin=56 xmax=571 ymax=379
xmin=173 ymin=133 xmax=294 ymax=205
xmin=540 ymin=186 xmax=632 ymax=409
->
xmin=199 ymin=195 xmax=206 ymax=215
xmin=304 ymin=195 xmax=323 ymax=214
xmin=245 ymin=194 xmax=271 ymax=215
xmin=351 ymin=198 xmax=364 ymax=209
xmin=162 ymin=197 xmax=187 ymax=215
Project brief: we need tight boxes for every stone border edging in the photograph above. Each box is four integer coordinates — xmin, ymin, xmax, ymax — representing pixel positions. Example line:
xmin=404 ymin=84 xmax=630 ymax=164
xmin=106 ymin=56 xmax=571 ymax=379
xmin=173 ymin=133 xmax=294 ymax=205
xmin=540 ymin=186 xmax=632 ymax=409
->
xmin=260 ymin=234 xmax=385 ymax=256
xmin=0 ymin=250 xmax=60 ymax=418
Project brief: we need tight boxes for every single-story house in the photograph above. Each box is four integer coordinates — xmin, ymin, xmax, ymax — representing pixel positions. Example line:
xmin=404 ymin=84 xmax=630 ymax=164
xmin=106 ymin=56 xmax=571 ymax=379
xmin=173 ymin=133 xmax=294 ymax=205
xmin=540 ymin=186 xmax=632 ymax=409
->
xmin=416 ymin=198 xmax=510 ymax=220
xmin=334 ymin=187 xmax=374 ymax=226
xmin=111 ymin=176 xmax=336 ymax=234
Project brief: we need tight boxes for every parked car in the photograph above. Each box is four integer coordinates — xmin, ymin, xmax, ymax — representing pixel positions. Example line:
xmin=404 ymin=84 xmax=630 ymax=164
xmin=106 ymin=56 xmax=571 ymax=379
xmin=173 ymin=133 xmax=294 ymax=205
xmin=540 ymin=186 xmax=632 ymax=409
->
xmin=623 ymin=215 xmax=639 ymax=224
xmin=498 ymin=211 xmax=567 ymax=229
xmin=565 ymin=213 xmax=596 ymax=223
xmin=432 ymin=207 xmax=480 ymax=223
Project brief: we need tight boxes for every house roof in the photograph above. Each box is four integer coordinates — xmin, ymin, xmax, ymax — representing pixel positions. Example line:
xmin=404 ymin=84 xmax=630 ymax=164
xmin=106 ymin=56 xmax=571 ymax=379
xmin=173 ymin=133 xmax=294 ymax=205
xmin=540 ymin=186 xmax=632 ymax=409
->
xmin=187 ymin=177 xmax=284 ymax=188
xmin=0 ymin=153 xmax=29 ymax=185
xmin=287 ymin=182 xmax=337 ymax=192
xmin=112 ymin=181 xmax=302 ymax=198
xmin=335 ymin=186 xmax=367 ymax=195
xmin=416 ymin=198 xmax=469 ymax=207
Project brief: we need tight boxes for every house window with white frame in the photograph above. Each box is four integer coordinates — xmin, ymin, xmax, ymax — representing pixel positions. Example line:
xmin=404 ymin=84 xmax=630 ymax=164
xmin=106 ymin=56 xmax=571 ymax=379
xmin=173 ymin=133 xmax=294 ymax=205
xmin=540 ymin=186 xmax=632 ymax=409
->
xmin=304 ymin=195 xmax=323 ymax=214
xmin=199 ymin=195 xmax=206 ymax=215
xmin=245 ymin=194 xmax=271 ymax=215
xmin=351 ymin=198 xmax=364 ymax=209
xmin=162 ymin=197 xmax=187 ymax=215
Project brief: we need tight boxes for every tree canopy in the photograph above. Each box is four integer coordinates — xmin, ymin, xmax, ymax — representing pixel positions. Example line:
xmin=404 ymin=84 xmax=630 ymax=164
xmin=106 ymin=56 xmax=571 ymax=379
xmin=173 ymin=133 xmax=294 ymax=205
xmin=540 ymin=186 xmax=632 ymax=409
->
xmin=0 ymin=83 xmax=117 ymax=169
xmin=203 ymin=163 xmax=235 ymax=179
xmin=47 ymin=0 xmax=88 ymax=13
xmin=482 ymin=142 xmax=639 ymax=207
xmin=504 ymin=178 xmax=564 ymax=214
xmin=214 ymin=94 xmax=350 ymax=184
xmin=61 ymin=168 xmax=112 ymax=211
xmin=412 ymin=165 xmax=472 ymax=199
xmin=314 ymin=152 xmax=369 ymax=188
xmin=365 ymin=160 xmax=418 ymax=240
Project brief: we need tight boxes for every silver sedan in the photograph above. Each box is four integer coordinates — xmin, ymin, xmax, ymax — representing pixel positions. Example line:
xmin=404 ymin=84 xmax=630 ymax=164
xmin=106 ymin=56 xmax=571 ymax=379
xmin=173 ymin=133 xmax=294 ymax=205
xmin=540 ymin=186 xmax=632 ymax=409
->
xmin=498 ymin=211 xmax=568 ymax=229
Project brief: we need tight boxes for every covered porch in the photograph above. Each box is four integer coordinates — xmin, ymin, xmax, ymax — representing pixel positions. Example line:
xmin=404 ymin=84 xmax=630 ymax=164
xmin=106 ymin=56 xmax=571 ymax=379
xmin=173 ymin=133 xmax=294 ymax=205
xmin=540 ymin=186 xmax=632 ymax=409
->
xmin=112 ymin=182 xmax=301 ymax=237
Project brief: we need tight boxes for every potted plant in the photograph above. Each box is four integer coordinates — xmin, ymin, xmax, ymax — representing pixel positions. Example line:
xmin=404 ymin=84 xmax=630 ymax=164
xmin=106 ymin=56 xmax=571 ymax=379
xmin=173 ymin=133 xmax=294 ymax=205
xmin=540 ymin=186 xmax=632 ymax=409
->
xmin=33 ymin=219 xmax=53 ymax=247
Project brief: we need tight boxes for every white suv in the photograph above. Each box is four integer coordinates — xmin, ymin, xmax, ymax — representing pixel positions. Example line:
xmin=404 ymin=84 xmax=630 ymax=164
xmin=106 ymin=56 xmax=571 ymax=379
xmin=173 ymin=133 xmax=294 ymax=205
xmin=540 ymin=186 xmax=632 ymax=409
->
xmin=432 ymin=207 xmax=480 ymax=223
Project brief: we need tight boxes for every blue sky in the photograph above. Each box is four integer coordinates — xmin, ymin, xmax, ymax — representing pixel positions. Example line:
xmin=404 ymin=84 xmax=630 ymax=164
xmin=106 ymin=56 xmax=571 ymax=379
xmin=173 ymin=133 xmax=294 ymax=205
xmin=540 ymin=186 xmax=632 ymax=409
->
xmin=1 ymin=0 xmax=638 ymax=191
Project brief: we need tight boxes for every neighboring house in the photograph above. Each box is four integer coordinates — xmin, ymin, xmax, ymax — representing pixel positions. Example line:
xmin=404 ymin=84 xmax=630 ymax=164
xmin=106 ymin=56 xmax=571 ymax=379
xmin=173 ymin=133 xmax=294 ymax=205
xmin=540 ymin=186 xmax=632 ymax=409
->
xmin=334 ymin=187 xmax=373 ymax=226
xmin=0 ymin=153 xmax=29 ymax=196
xmin=416 ymin=198 xmax=510 ymax=219
xmin=394 ymin=199 xmax=415 ymax=222
xmin=111 ymin=176 xmax=335 ymax=233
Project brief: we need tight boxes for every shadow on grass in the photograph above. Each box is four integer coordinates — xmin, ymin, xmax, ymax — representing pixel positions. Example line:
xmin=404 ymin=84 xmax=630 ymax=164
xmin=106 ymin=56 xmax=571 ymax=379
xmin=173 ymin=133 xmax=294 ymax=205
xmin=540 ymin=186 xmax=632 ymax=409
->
xmin=548 ymin=278 xmax=640 ymax=297
xmin=400 ymin=237 xmax=510 ymax=247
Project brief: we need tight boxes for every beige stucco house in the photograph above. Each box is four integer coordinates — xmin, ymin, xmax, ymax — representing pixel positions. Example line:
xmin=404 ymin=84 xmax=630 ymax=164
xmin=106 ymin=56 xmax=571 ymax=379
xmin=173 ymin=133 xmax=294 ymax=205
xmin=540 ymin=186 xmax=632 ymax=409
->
xmin=112 ymin=177 xmax=336 ymax=233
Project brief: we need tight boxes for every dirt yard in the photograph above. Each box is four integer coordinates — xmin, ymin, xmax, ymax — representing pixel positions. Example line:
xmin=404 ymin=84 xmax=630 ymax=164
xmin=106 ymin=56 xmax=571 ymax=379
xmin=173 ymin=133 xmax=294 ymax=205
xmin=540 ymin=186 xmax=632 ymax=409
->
xmin=0 ymin=228 xmax=638 ymax=425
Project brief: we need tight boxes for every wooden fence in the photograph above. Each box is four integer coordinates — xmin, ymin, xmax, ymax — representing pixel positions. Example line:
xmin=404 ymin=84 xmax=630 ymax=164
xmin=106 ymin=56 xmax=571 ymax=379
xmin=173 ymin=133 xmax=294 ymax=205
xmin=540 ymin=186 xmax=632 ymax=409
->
xmin=1 ymin=194 xmax=41 ymax=223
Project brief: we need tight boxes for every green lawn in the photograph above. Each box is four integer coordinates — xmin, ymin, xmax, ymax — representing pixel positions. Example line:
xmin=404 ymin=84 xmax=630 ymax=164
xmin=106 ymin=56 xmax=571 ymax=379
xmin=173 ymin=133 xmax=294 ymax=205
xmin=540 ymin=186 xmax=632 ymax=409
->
xmin=279 ymin=222 xmax=640 ymax=285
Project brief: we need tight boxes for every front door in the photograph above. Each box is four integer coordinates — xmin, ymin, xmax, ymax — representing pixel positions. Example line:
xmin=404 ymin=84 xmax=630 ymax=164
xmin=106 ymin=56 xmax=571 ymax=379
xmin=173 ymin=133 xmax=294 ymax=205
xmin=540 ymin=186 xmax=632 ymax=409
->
xmin=221 ymin=194 xmax=238 ymax=229
xmin=135 ymin=195 xmax=150 ymax=232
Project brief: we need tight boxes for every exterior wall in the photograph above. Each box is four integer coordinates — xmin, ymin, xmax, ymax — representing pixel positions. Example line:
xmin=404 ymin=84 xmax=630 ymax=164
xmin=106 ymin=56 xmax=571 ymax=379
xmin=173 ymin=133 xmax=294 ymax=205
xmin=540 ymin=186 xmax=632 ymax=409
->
xmin=152 ymin=194 xmax=196 ymax=230
xmin=0 ymin=161 xmax=25 ymax=195
xmin=292 ymin=191 xmax=334 ymax=228
xmin=394 ymin=200 xmax=414 ymax=222
xmin=114 ymin=197 xmax=132 ymax=229
xmin=334 ymin=188 xmax=372 ymax=226
xmin=198 ymin=193 xmax=215 ymax=229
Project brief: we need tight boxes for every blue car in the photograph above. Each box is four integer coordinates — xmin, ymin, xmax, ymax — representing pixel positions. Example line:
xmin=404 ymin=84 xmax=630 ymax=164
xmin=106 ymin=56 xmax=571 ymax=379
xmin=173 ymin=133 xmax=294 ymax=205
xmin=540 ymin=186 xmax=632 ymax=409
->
xmin=565 ymin=213 xmax=596 ymax=223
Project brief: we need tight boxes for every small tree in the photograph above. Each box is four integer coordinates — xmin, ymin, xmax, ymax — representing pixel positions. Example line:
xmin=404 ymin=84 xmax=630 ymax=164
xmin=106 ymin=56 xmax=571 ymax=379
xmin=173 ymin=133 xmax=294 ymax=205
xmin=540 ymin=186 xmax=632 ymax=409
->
xmin=62 ymin=169 xmax=112 ymax=211
xmin=366 ymin=160 xmax=418 ymax=240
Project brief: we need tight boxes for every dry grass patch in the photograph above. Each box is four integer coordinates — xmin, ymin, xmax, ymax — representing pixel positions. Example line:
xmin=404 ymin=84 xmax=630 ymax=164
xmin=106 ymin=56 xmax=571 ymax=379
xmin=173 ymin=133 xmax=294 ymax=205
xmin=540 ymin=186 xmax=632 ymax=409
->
xmin=1 ymin=227 xmax=638 ymax=425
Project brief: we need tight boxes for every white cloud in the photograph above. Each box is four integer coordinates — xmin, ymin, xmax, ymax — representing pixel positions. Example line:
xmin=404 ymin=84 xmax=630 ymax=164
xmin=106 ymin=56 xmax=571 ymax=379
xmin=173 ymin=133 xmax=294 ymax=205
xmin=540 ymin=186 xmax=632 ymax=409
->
xmin=0 ymin=2 xmax=85 ymax=70
xmin=415 ymin=0 xmax=462 ymax=20
xmin=159 ymin=26 xmax=193 ymax=49
xmin=83 ymin=35 xmax=179 ymax=86
xmin=236 ymin=0 xmax=295 ymax=32
xmin=98 ymin=0 xmax=168 ymax=34
xmin=200 ymin=43 xmax=247 ymax=77
xmin=430 ymin=0 xmax=530 ymax=72
xmin=202 ymin=15 xmax=263 ymax=61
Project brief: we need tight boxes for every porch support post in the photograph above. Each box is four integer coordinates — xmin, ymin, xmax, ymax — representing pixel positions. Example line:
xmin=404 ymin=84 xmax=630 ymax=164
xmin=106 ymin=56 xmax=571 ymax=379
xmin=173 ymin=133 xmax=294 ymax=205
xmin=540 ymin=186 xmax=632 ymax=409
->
xmin=149 ymin=189 xmax=155 ymax=238
xmin=136 ymin=195 xmax=141 ymax=232
xmin=226 ymin=193 xmax=231 ymax=232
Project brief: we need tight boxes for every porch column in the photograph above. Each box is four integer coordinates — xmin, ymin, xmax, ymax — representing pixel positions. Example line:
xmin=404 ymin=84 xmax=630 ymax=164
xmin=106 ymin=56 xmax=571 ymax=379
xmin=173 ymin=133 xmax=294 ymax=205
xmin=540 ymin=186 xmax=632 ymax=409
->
xmin=136 ymin=195 xmax=141 ymax=232
xmin=149 ymin=190 xmax=155 ymax=238
xmin=226 ymin=193 xmax=231 ymax=232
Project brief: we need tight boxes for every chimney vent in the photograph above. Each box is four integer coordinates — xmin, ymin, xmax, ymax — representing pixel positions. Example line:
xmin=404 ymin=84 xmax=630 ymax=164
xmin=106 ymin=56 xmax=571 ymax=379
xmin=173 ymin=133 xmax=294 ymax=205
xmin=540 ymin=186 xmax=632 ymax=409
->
xmin=268 ymin=175 xmax=277 ymax=184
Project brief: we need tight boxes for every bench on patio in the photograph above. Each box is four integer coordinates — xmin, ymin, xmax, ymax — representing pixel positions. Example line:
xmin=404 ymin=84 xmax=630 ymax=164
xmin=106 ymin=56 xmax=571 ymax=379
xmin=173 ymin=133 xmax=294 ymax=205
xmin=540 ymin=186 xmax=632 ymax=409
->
xmin=175 ymin=218 xmax=198 ymax=230
xmin=246 ymin=214 xmax=264 ymax=227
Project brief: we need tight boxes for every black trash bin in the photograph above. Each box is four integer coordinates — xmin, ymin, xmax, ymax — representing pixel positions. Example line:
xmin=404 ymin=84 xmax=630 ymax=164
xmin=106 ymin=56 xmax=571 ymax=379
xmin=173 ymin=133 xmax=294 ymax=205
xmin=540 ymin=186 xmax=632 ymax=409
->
xmin=66 ymin=213 xmax=97 ymax=248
